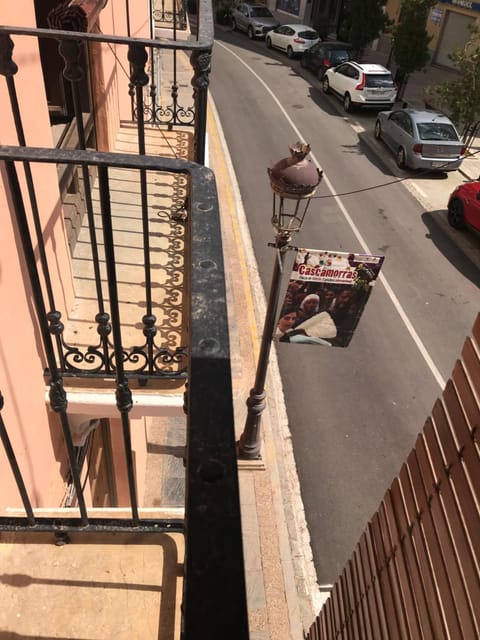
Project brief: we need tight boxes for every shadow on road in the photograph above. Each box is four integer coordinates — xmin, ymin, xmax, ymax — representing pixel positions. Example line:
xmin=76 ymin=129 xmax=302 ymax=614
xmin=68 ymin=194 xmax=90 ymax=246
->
xmin=306 ymin=85 xmax=340 ymax=118
xmin=421 ymin=210 xmax=480 ymax=287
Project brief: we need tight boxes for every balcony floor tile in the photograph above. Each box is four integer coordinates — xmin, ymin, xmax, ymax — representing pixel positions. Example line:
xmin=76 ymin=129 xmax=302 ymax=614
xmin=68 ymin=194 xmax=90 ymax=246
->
xmin=0 ymin=530 xmax=184 ymax=640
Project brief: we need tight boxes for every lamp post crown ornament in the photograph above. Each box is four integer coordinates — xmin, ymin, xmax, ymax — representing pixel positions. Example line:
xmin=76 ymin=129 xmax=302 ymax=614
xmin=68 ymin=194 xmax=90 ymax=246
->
xmin=268 ymin=142 xmax=323 ymax=200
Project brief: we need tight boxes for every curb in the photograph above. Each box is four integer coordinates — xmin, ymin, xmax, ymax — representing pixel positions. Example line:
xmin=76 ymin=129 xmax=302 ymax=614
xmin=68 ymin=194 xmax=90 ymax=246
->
xmin=207 ymin=95 xmax=323 ymax=635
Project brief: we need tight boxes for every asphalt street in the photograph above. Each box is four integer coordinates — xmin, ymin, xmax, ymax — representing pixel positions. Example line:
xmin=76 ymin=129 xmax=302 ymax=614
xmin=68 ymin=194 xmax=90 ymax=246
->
xmin=210 ymin=28 xmax=480 ymax=583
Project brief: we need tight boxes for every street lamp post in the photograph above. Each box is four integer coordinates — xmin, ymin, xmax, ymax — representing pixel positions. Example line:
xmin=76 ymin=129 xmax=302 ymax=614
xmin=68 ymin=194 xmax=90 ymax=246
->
xmin=238 ymin=143 xmax=323 ymax=460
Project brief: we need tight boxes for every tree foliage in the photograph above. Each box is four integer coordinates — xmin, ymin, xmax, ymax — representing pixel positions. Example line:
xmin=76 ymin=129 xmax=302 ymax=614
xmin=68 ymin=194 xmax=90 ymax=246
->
xmin=392 ymin=0 xmax=436 ymax=92
xmin=427 ymin=24 xmax=480 ymax=132
xmin=339 ymin=0 xmax=390 ymax=55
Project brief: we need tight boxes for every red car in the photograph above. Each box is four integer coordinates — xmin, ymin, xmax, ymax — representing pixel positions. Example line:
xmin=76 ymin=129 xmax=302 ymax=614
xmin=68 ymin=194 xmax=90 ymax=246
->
xmin=448 ymin=180 xmax=480 ymax=232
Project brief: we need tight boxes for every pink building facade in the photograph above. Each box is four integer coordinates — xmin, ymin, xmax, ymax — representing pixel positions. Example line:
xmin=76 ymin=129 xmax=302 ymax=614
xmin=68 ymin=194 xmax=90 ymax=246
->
xmin=0 ymin=0 xmax=153 ymax=509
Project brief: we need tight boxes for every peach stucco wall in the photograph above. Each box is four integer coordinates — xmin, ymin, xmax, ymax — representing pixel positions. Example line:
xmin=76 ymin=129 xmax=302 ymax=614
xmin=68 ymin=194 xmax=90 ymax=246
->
xmin=94 ymin=0 xmax=152 ymax=150
xmin=109 ymin=417 xmax=148 ymax=506
xmin=1 ymin=0 xmax=154 ymax=509
xmin=0 ymin=3 xmax=75 ymax=508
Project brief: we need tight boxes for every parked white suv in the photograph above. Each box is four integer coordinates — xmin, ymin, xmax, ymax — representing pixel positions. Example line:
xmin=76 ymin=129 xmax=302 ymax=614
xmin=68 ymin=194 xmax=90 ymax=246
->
xmin=322 ymin=62 xmax=397 ymax=112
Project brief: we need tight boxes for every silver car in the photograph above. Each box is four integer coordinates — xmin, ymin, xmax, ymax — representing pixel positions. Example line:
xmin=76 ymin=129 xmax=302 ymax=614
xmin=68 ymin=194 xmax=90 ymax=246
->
xmin=231 ymin=3 xmax=280 ymax=39
xmin=374 ymin=108 xmax=466 ymax=171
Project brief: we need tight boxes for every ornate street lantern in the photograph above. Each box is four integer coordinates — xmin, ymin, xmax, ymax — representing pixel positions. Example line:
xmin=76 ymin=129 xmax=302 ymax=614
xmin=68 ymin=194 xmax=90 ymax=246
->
xmin=268 ymin=142 xmax=322 ymax=237
xmin=238 ymin=143 xmax=322 ymax=460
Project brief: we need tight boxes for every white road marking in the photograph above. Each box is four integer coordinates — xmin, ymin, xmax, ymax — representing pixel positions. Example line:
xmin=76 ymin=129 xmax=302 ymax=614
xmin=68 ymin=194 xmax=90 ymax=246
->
xmin=410 ymin=183 xmax=427 ymax=199
xmin=350 ymin=122 xmax=365 ymax=134
xmin=216 ymin=41 xmax=446 ymax=389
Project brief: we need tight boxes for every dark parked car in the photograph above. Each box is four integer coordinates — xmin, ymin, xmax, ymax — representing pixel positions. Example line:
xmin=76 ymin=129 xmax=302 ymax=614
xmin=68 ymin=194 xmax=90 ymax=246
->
xmin=448 ymin=180 xmax=480 ymax=232
xmin=301 ymin=41 xmax=352 ymax=79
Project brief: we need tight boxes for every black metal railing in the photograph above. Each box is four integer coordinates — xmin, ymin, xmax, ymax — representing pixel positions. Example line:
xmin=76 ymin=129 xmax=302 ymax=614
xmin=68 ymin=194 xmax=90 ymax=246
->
xmin=0 ymin=3 xmax=249 ymax=635
xmin=153 ymin=0 xmax=188 ymax=30
xmin=0 ymin=5 xmax=213 ymax=380
xmin=1 ymin=2 xmax=211 ymax=163
xmin=0 ymin=143 xmax=249 ymax=639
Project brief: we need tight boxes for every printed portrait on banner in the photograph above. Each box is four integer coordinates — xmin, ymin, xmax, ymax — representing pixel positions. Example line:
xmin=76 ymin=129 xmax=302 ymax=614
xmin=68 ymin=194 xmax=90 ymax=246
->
xmin=275 ymin=249 xmax=384 ymax=347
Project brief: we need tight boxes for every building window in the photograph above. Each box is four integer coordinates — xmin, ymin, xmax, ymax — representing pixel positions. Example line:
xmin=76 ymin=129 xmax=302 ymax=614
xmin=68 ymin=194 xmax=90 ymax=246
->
xmin=277 ymin=0 xmax=300 ymax=16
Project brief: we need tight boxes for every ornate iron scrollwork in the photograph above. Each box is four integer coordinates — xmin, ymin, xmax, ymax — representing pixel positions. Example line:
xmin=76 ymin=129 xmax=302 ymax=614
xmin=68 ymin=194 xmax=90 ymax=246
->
xmin=153 ymin=7 xmax=187 ymax=30
xmin=54 ymin=329 xmax=187 ymax=380
xmin=133 ymin=47 xmax=195 ymax=127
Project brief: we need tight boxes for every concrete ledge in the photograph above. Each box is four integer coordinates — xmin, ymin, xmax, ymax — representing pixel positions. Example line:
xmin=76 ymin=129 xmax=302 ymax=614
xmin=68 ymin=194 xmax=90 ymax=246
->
xmin=5 ymin=507 xmax=185 ymax=519
xmin=237 ymin=458 xmax=267 ymax=471
xmin=45 ymin=387 xmax=185 ymax=419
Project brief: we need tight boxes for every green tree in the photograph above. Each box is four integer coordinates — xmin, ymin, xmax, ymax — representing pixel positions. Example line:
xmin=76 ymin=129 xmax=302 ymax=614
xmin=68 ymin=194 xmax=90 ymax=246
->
xmin=392 ymin=0 xmax=436 ymax=100
xmin=427 ymin=24 xmax=480 ymax=147
xmin=339 ymin=0 xmax=390 ymax=57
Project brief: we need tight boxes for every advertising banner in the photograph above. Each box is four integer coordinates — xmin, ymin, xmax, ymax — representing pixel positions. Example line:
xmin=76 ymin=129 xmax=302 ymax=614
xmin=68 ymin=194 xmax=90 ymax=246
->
xmin=276 ymin=249 xmax=384 ymax=347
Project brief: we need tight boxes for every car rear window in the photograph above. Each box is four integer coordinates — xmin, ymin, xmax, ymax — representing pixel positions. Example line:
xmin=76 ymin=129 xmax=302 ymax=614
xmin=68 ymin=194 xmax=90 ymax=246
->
xmin=330 ymin=50 xmax=351 ymax=64
xmin=298 ymin=30 xmax=319 ymax=40
xmin=365 ymin=73 xmax=394 ymax=88
xmin=251 ymin=7 xmax=273 ymax=16
xmin=416 ymin=122 xmax=459 ymax=141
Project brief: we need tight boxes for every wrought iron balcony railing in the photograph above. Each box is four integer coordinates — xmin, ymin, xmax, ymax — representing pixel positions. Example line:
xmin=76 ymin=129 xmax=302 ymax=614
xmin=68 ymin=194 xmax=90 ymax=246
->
xmin=0 ymin=144 xmax=248 ymax=637
xmin=0 ymin=1 xmax=250 ymax=636
xmin=0 ymin=3 xmax=212 ymax=382
xmin=153 ymin=0 xmax=188 ymax=30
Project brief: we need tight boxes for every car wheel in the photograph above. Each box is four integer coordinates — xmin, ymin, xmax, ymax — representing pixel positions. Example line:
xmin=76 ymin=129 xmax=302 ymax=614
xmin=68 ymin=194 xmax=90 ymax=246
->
xmin=248 ymin=26 xmax=254 ymax=39
xmin=322 ymin=77 xmax=330 ymax=94
xmin=447 ymin=198 xmax=466 ymax=229
xmin=266 ymin=36 xmax=272 ymax=49
xmin=317 ymin=67 xmax=325 ymax=81
xmin=396 ymin=147 xmax=407 ymax=169
xmin=374 ymin=120 xmax=382 ymax=140
xmin=231 ymin=18 xmax=237 ymax=30
xmin=287 ymin=46 xmax=294 ymax=59
xmin=343 ymin=93 xmax=352 ymax=113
